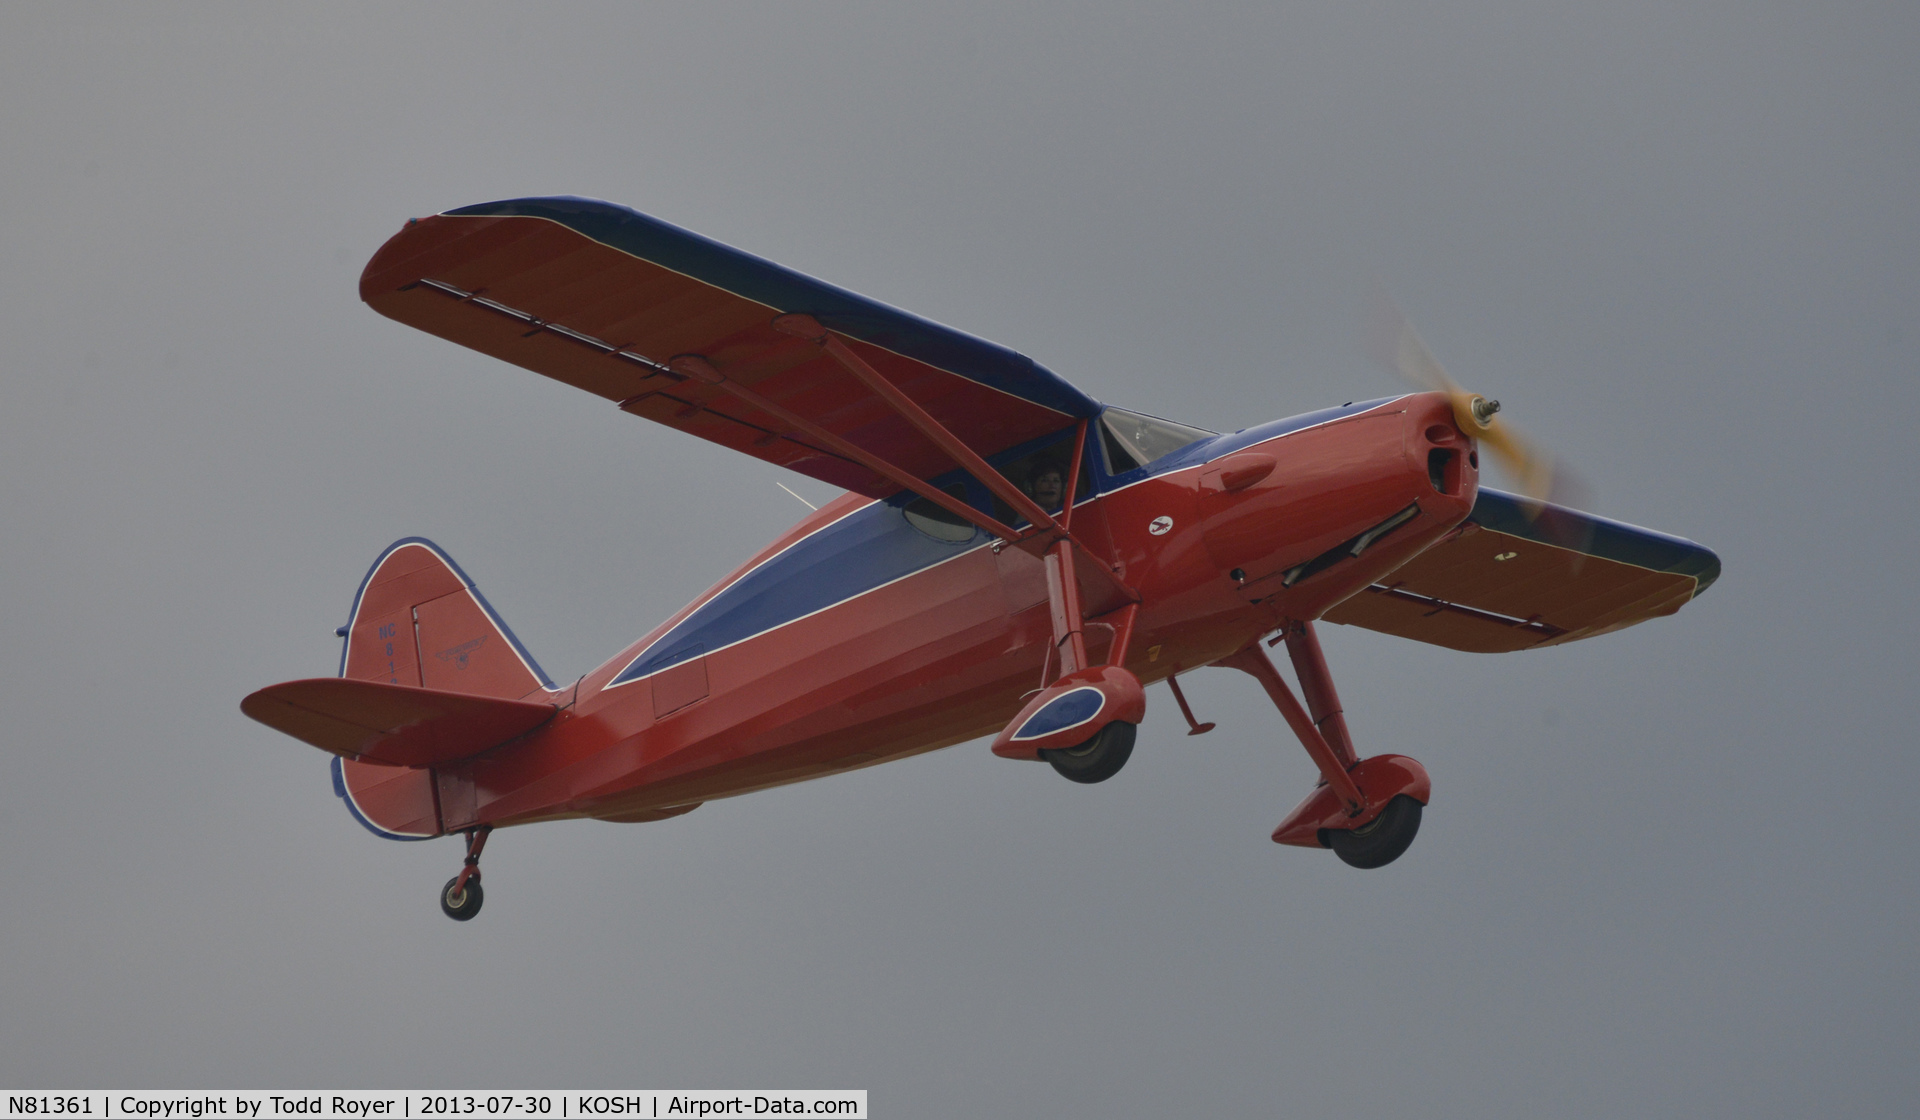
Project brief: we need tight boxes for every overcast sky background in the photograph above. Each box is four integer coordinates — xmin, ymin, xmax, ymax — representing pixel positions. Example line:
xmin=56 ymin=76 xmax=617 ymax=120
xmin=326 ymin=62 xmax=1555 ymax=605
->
xmin=2 ymin=4 xmax=1915 ymax=1116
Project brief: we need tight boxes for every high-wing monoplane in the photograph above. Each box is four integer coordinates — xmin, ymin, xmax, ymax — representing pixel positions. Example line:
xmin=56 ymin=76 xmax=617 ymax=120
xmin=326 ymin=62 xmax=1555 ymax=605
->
xmin=242 ymin=197 xmax=1720 ymax=919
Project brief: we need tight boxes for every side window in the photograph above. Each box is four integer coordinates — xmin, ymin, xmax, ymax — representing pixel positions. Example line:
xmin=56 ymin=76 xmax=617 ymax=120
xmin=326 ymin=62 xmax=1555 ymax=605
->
xmin=903 ymin=483 xmax=977 ymax=542
xmin=992 ymin=442 xmax=1093 ymax=527
xmin=1099 ymin=408 xmax=1213 ymax=474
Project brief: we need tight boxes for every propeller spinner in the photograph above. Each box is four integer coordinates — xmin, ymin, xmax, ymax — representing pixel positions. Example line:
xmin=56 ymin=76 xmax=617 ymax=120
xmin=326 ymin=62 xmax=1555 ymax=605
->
xmin=1368 ymin=292 xmax=1563 ymax=510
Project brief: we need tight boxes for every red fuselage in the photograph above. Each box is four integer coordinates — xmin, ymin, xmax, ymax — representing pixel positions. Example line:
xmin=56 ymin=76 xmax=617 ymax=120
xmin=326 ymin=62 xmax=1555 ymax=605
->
xmin=339 ymin=392 xmax=1477 ymax=836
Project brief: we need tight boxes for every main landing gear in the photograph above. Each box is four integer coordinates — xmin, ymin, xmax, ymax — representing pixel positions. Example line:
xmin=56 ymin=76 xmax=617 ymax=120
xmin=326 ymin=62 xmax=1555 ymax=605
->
xmin=1324 ymin=794 xmax=1423 ymax=869
xmin=439 ymin=825 xmax=491 ymax=921
xmin=1216 ymin=621 xmax=1432 ymax=869
xmin=1042 ymin=721 xmax=1136 ymax=784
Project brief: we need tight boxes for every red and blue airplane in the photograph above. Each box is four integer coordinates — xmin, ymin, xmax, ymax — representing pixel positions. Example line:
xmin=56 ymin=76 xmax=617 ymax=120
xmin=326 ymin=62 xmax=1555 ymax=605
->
xmin=242 ymin=197 xmax=1720 ymax=920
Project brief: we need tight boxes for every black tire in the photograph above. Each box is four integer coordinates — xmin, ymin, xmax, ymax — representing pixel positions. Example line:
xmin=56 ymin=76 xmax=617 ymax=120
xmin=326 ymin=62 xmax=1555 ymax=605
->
xmin=1325 ymin=794 xmax=1423 ymax=869
xmin=1041 ymin=721 xmax=1136 ymax=785
xmin=440 ymin=874 xmax=484 ymax=921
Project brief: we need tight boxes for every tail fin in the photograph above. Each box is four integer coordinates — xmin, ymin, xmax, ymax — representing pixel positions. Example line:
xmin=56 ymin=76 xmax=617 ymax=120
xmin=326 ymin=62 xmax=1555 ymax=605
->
xmin=340 ymin=537 xmax=555 ymax=700
xmin=321 ymin=538 xmax=555 ymax=841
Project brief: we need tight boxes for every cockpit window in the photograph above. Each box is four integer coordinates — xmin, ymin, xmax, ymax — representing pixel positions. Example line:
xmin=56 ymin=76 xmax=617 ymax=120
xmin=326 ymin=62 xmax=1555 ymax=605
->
xmin=991 ymin=442 xmax=1093 ymax=527
xmin=1098 ymin=408 xmax=1214 ymax=474
xmin=903 ymin=483 xmax=977 ymax=542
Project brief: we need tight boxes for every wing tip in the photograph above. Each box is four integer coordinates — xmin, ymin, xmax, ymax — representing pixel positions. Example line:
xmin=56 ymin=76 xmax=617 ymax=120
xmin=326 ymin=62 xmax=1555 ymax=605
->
xmin=1470 ymin=488 xmax=1722 ymax=591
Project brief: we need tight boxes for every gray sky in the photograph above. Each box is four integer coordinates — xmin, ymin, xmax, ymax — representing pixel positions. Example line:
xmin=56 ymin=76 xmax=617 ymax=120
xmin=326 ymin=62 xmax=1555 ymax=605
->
xmin=2 ymin=3 xmax=1915 ymax=1115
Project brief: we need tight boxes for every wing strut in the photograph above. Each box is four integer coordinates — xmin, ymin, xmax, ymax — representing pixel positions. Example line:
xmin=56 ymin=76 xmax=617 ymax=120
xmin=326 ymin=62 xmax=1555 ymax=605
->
xmin=775 ymin=315 xmax=1068 ymax=533
xmin=677 ymin=317 xmax=1136 ymax=689
xmin=663 ymin=353 xmax=1024 ymax=541
xmin=772 ymin=315 xmax=1114 ymax=560
xmin=770 ymin=314 xmax=1132 ymax=679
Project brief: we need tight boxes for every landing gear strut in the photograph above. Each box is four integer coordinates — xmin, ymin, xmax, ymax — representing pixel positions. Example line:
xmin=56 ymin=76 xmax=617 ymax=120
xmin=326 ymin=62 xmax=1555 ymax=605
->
xmin=1218 ymin=622 xmax=1431 ymax=868
xmin=440 ymin=825 xmax=491 ymax=921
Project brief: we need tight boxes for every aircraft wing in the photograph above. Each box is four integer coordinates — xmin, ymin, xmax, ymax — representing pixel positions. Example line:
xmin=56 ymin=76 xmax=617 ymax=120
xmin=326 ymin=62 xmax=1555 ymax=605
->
xmin=1322 ymin=489 xmax=1721 ymax=652
xmin=359 ymin=196 xmax=1100 ymax=497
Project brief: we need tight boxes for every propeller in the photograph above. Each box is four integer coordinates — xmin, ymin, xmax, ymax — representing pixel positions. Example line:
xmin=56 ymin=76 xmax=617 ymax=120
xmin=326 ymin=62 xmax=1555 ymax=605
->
xmin=1366 ymin=290 xmax=1575 ymax=513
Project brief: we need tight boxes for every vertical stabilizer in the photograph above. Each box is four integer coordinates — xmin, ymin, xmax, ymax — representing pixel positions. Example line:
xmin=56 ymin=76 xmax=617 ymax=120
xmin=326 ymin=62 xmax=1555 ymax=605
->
xmin=329 ymin=538 xmax=557 ymax=841
xmin=339 ymin=538 xmax=555 ymax=700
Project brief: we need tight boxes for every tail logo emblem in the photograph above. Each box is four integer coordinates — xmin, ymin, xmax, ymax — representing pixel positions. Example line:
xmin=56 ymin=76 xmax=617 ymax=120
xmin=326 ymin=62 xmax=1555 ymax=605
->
xmin=436 ymin=636 xmax=487 ymax=669
xmin=1149 ymin=516 xmax=1173 ymax=536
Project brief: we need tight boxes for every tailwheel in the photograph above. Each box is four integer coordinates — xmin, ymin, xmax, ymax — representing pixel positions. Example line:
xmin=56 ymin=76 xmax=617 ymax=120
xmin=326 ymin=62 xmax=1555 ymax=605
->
xmin=440 ymin=825 xmax=492 ymax=921
xmin=1323 ymin=794 xmax=1423 ymax=869
xmin=440 ymin=874 xmax=484 ymax=921
xmin=1041 ymin=721 xmax=1136 ymax=784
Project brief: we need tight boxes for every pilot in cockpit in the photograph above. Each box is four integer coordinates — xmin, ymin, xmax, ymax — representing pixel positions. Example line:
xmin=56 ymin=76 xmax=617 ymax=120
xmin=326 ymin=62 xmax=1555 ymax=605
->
xmin=1027 ymin=465 xmax=1065 ymax=513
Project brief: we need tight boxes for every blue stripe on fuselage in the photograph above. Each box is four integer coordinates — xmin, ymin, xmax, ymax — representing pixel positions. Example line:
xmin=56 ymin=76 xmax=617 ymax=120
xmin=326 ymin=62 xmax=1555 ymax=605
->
xmin=610 ymin=497 xmax=986 ymax=685
xmin=609 ymin=397 xmax=1404 ymax=686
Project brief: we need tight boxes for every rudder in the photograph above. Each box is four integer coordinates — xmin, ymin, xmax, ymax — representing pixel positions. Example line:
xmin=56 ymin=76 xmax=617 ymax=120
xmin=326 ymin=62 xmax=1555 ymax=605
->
xmin=339 ymin=537 xmax=555 ymax=700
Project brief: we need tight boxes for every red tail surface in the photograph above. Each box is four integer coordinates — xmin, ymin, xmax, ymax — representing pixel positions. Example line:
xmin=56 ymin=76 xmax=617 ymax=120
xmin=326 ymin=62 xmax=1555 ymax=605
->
xmin=340 ymin=539 xmax=554 ymax=699
xmin=246 ymin=538 xmax=562 ymax=841
xmin=241 ymin=678 xmax=556 ymax=767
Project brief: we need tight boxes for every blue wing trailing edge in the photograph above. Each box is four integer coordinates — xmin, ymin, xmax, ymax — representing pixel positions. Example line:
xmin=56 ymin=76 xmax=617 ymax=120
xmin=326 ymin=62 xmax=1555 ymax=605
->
xmin=445 ymin=196 xmax=1101 ymax=419
xmin=359 ymin=197 xmax=1100 ymax=496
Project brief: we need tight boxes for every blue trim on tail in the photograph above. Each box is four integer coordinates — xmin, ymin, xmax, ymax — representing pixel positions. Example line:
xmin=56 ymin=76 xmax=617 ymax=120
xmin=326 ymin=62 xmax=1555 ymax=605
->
xmin=337 ymin=536 xmax=558 ymax=689
xmin=331 ymin=756 xmax=432 ymax=842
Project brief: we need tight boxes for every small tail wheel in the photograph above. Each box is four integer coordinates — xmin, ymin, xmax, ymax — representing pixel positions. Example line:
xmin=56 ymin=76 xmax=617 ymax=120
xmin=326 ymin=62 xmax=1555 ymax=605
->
xmin=1042 ymin=721 xmax=1136 ymax=785
xmin=440 ymin=874 xmax=485 ymax=921
xmin=1325 ymin=794 xmax=1424 ymax=869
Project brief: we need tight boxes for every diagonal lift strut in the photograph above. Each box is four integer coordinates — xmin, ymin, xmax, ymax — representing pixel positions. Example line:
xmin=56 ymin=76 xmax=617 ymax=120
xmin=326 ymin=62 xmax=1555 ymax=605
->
xmin=772 ymin=313 xmax=1134 ymax=680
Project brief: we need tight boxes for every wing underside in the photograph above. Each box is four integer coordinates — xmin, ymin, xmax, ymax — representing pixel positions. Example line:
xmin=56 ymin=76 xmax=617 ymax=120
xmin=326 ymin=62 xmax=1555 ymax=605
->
xmin=1323 ymin=489 xmax=1721 ymax=652
xmin=359 ymin=196 xmax=1100 ymax=498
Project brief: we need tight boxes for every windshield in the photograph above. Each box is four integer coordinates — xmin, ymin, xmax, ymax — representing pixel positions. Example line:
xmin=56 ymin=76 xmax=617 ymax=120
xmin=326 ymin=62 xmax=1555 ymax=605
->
xmin=1098 ymin=408 xmax=1214 ymax=474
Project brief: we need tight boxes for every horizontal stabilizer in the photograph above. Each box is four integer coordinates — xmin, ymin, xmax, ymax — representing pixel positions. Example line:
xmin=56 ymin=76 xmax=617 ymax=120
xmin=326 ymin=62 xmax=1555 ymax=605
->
xmin=242 ymin=678 xmax=556 ymax=768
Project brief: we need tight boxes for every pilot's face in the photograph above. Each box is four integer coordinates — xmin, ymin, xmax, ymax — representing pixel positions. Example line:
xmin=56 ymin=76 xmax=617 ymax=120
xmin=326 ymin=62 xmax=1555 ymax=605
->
xmin=1032 ymin=470 xmax=1064 ymax=507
